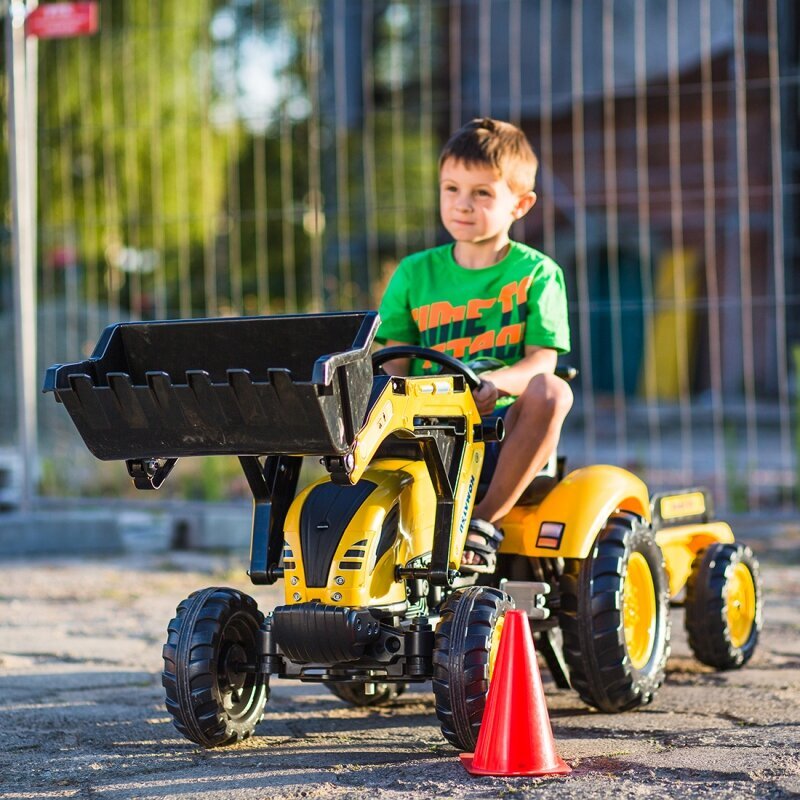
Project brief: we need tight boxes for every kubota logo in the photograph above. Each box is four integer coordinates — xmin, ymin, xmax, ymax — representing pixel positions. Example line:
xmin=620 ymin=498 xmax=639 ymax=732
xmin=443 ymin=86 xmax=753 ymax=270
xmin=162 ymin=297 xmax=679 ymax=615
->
xmin=459 ymin=474 xmax=476 ymax=535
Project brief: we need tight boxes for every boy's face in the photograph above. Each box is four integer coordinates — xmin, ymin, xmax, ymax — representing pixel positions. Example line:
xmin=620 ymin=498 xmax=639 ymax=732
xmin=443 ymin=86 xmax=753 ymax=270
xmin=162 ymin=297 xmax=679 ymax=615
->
xmin=439 ymin=158 xmax=536 ymax=247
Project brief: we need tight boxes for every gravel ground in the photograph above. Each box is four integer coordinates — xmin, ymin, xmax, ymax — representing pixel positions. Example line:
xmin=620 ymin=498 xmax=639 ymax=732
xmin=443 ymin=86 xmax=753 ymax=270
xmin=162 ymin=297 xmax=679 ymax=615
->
xmin=0 ymin=532 xmax=798 ymax=800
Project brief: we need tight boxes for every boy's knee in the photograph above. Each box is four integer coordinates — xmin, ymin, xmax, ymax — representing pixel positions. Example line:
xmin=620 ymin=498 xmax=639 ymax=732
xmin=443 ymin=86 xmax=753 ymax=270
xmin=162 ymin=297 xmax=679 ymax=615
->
xmin=521 ymin=373 xmax=573 ymax=419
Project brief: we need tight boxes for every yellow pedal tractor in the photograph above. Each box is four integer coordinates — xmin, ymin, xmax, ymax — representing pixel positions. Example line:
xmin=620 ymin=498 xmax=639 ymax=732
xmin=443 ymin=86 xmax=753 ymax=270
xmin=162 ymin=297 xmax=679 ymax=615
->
xmin=44 ymin=310 xmax=762 ymax=751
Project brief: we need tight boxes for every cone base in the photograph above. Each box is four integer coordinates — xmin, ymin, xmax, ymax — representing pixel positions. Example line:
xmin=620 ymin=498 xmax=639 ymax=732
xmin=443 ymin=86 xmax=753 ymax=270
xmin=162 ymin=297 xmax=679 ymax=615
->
xmin=460 ymin=752 xmax=571 ymax=777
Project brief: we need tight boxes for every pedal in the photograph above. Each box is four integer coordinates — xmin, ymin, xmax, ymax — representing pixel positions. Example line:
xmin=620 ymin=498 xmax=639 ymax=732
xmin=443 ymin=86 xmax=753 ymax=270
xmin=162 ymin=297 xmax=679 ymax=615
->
xmin=499 ymin=580 xmax=551 ymax=620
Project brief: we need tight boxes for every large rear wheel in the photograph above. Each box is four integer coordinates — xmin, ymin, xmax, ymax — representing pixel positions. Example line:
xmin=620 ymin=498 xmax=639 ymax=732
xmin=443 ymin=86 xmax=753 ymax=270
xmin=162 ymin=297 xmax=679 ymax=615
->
xmin=162 ymin=587 xmax=268 ymax=747
xmin=432 ymin=585 xmax=513 ymax=750
xmin=684 ymin=543 xmax=761 ymax=669
xmin=559 ymin=512 xmax=671 ymax=712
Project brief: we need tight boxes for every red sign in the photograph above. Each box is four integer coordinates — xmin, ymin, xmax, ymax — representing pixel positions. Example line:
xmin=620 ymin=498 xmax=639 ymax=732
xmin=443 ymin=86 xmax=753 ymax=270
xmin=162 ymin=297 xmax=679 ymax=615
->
xmin=25 ymin=3 xmax=99 ymax=39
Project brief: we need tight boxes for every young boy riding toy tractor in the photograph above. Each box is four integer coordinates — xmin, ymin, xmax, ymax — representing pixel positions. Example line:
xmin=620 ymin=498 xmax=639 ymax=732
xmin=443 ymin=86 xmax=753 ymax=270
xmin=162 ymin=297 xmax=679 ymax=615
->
xmin=44 ymin=119 xmax=762 ymax=752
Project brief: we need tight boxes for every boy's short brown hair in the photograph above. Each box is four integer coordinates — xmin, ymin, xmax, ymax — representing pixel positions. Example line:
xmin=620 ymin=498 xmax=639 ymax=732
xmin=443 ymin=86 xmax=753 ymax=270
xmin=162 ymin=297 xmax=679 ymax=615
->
xmin=439 ymin=118 xmax=538 ymax=195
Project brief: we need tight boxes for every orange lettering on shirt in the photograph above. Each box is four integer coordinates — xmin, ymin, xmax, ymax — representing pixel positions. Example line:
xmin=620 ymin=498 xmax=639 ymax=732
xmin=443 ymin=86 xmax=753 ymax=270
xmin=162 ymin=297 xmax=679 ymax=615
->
xmin=498 ymin=280 xmax=519 ymax=313
xmin=496 ymin=323 xmax=523 ymax=347
xmin=412 ymin=304 xmax=430 ymax=332
xmin=466 ymin=297 xmax=495 ymax=320
xmin=429 ymin=301 xmax=466 ymax=328
xmin=445 ymin=338 xmax=472 ymax=359
xmin=517 ymin=276 xmax=533 ymax=304
xmin=468 ymin=330 xmax=495 ymax=354
xmin=422 ymin=340 xmax=467 ymax=368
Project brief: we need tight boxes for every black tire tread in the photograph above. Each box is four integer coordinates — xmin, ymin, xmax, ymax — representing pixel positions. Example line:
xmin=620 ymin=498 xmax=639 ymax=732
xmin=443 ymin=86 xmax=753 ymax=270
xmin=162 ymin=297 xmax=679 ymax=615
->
xmin=559 ymin=514 xmax=671 ymax=712
xmin=684 ymin=543 xmax=761 ymax=669
xmin=432 ymin=586 xmax=512 ymax=750
xmin=162 ymin=587 xmax=268 ymax=748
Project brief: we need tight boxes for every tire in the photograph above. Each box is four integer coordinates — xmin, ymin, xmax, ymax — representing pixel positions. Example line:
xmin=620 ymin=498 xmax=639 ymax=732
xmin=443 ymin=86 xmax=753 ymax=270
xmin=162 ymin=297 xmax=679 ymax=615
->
xmin=684 ymin=543 xmax=762 ymax=669
xmin=162 ymin=587 xmax=268 ymax=747
xmin=432 ymin=585 xmax=513 ymax=750
xmin=559 ymin=512 xmax=671 ymax=712
xmin=324 ymin=681 xmax=407 ymax=707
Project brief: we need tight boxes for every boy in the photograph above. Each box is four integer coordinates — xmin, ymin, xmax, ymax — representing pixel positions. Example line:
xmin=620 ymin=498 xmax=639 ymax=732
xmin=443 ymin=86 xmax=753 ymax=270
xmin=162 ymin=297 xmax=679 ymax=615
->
xmin=375 ymin=118 xmax=572 ymax=573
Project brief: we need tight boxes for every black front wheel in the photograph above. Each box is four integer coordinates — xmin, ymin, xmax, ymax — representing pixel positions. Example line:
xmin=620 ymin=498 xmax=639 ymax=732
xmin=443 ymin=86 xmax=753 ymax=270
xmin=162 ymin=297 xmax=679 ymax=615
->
xmin=560 ymin=512 xmax=671 ymax=712
xmin=684 ymin=543 xmax=762 ymax=669
xmin=432 ymin=585 xmax=513 ymax=750
xmin=162 ymin=587 xmax=268 ymax=747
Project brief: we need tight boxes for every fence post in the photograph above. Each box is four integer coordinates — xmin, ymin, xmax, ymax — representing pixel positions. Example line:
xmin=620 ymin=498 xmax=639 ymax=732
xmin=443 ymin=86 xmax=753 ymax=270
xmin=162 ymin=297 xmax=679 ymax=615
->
xmin=5 ymin=0 xmax=40 ymax=511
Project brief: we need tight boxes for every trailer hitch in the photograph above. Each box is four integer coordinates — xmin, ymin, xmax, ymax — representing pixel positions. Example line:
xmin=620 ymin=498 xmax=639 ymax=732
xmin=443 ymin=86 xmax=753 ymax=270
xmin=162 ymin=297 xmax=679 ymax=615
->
xmin=126 ymin=458 xmax=178 ymax=490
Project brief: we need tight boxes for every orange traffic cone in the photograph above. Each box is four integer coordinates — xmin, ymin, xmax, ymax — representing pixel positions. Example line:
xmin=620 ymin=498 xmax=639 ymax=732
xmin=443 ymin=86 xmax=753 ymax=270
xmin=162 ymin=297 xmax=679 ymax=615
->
xmin=460 ymin=609 xmax=571 ymax=777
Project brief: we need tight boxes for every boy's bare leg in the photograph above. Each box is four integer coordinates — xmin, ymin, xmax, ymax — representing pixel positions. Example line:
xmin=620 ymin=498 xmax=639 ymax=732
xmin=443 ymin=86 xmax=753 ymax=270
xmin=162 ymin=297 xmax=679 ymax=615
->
xmin=462 ymin=373 xmax=572 ymax=565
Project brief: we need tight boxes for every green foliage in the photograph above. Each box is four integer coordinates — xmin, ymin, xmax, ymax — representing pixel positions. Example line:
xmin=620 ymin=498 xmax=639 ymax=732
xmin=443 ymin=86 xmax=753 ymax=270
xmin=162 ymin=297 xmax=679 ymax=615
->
xmin=4 ymin=0 xmax=446 ymax=322
xmin=36 ymin=0 xmax=236 ymax=309
xmin=179 ymin=457 xmax=243 ymax=503
xmin=5 ymin=1 xmax=449 ymax=500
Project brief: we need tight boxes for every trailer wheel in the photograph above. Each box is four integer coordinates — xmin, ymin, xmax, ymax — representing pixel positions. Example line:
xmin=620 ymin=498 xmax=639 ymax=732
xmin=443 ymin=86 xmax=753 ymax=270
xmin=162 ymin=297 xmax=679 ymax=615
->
xmin=432 ymin=585 xmax=513 ymax=750
xmin=560 ymin=512 xmax=671 ymax=712
xmin=324 ymin=681 xmax=406 ymax=707
xmin=685 ymin=543 xmax=761 ymax=669
xmin=162 ymin=587 xmax=268 ymax=747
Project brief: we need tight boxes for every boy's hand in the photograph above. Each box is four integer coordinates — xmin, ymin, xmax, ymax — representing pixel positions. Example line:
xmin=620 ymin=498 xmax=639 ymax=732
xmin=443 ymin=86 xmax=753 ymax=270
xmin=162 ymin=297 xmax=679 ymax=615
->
xmin=472 ymin=380 xmax=499 ymax=415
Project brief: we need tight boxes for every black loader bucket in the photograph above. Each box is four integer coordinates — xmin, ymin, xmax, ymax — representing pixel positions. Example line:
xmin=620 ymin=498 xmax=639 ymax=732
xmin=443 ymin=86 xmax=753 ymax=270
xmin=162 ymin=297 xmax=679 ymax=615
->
xmin=43 ymin=311 xmax=379 ymax=460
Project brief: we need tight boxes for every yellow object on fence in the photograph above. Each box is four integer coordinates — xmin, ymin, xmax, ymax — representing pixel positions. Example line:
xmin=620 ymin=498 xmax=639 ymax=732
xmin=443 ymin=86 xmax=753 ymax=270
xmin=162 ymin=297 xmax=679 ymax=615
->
xmin=640 ymin=248 xmax=701 ymax=400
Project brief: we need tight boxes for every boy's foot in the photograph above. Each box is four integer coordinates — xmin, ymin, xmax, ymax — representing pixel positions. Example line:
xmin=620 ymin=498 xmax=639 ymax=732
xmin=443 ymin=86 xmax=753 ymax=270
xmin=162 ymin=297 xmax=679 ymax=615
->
xmin=460 ymin=519 xmax=504 ymax=574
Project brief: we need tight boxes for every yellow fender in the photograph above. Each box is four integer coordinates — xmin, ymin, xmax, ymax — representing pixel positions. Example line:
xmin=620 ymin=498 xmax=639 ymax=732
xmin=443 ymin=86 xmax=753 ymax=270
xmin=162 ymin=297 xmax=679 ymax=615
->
xmin=500 ymin=465 xmax=651 ymax=559
xmin=655 ymin=521 xmax=734 ymax=598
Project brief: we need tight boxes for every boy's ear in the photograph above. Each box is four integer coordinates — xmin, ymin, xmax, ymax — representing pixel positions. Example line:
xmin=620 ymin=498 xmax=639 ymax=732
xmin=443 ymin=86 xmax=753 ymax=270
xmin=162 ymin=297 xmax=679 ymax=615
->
xmin=514 ymin=191 xmax=537 ymax=219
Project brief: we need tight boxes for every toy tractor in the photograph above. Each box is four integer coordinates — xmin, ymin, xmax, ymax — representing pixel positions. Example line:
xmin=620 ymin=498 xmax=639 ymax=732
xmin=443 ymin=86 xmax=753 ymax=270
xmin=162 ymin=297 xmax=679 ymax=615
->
xmin=44 ymin=310 xmax=762 ymax=751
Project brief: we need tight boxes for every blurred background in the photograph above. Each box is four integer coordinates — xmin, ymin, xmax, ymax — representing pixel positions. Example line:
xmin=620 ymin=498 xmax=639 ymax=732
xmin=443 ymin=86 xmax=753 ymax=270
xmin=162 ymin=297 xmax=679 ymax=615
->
xmin=1 ymin=0 xmax=798 ymax=516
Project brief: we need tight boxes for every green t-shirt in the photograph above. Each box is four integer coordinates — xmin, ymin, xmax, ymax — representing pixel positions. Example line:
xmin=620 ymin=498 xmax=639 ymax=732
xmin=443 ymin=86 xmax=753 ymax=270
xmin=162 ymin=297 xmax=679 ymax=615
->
xmin=376 ymin=242 xmax=570 ymax=376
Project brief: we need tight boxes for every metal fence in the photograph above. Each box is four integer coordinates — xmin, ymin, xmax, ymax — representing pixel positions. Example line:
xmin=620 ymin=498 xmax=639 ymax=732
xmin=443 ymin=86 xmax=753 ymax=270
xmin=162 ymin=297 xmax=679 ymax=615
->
xmin=1 ymin=0 xmax=797 ymax=511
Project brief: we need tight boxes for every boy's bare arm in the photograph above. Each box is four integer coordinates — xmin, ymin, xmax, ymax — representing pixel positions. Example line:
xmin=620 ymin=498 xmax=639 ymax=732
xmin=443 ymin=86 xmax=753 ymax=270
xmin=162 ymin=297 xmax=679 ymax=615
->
xmin=482 ymin=345 xmax=558 ymax=398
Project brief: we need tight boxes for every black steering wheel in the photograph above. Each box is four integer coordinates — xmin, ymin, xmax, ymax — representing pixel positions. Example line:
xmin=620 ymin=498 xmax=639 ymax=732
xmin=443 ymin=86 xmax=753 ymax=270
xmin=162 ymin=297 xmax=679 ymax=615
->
xmin=371 ymin=345 xmax=483 ymax=390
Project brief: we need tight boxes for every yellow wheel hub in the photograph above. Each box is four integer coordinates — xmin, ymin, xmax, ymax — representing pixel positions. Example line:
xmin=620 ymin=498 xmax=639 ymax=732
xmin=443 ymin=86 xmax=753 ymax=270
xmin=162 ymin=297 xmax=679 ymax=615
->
xmin=488 ymin=614 xmax=506 ymax=679
xmin=727 ymin=562 xmax=756 ymax=648
xmin=623 ymin=552 xmax=657 ymax=669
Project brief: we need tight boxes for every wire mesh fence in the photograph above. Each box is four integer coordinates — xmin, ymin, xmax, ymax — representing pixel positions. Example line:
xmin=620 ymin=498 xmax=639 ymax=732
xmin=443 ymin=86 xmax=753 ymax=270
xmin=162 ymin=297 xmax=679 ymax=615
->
xmin=0 ymin=0 xmax=797 ymax=511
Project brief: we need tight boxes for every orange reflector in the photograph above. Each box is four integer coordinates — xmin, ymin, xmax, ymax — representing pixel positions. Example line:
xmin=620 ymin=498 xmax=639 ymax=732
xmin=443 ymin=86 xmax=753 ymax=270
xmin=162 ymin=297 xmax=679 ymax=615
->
xmin=536 ymin=522 xmax=565 ymax=550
